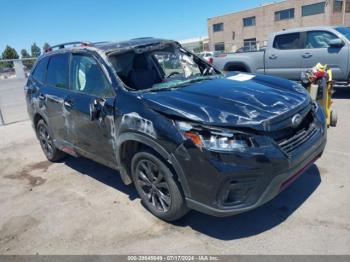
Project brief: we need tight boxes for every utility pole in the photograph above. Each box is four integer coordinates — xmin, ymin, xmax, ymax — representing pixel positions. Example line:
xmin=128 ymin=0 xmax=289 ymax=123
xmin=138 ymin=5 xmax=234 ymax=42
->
xmin=343 ymin=0 xmax=346 ymax=25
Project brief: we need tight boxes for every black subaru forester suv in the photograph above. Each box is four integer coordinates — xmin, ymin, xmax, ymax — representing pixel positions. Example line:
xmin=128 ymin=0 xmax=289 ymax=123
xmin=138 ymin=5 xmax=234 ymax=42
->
xmin=25 ymin=38 xmax=327 ymax=221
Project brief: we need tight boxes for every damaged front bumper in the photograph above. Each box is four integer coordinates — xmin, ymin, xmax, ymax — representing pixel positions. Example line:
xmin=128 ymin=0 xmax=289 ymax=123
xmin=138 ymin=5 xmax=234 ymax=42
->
xmin=172 ymin=111 xmax=327 ymax=217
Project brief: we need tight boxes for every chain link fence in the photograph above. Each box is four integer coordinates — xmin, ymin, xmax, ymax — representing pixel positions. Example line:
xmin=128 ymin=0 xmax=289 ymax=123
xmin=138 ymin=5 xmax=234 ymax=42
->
xmin=210 ymin=40 xmax=268 ymax=53
xmin=0 ymin=58 xmax=37 ymax=125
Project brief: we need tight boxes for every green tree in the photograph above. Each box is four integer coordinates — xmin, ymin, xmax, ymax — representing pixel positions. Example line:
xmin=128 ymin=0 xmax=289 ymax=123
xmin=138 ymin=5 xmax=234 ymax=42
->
xmin=21 ymin=49 xmax=34 ymax=70
xmin=1 ymin=45 xmax=19 ymax=68
xmin=31 ymin=42 xmax=41 ymax=57
xmin=43 ymin=42 xmax=50 ymax=52
xmin=193 ymin=41 xmax=204 ymax=54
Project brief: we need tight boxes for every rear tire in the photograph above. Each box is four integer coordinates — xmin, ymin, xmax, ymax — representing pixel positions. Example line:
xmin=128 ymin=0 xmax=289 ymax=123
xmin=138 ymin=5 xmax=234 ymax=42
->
xmin=131 ymin=150 xmax=189 ymax=221
xmin=36 ymin=119 xmax=66 ymax=162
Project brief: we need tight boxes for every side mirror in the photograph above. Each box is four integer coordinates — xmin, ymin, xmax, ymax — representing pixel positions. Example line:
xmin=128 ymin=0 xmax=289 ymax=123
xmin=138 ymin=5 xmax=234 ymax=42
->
xmin=329 ymin=39 xmax=344 ymax=48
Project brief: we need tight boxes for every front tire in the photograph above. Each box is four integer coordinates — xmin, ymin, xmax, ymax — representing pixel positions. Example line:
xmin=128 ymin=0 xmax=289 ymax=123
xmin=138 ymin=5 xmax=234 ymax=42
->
xmin=131 ymin=151 xmax=188 ymax=221
xmin=330 ymin=110 xmax=338 ymax=127
xmin=36 ymin=119 xmax=66 ymax=162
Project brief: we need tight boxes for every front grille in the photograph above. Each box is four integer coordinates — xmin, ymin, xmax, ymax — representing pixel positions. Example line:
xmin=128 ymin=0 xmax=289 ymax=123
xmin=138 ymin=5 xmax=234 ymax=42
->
xmin=278 ymin=125 xmax=317 ymax=155
xmin=270 ymin=110 xmax=317 ymax=156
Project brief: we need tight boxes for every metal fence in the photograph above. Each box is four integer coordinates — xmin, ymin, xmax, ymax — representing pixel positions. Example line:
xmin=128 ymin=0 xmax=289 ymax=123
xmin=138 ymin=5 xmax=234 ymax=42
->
xmin=0 ymin=58 xmax=36 ymax=126
xmin=211 ymin=40 xmax=268 ymax=53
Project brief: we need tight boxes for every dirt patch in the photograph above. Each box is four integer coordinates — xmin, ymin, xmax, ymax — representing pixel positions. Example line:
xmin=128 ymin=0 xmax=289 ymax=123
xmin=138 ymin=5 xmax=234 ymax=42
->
xmin=0 ymin=215 xmax=39 ymax=247
xmin=4 ymin=161 xmax=52 ymax=187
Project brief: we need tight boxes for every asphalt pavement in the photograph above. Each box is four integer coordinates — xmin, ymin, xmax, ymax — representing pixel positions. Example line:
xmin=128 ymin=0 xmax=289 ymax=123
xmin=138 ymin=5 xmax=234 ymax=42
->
xmin=0 ymin=84 xmax=349 ymax=255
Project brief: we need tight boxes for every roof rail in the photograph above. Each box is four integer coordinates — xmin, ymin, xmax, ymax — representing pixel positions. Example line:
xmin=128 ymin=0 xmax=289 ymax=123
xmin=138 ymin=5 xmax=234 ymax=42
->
xmin=130 ymin=37 xmax=154 ymax=40
xmin=93 ymin=41 xmax=112 ymax=45
xmin=45 ymin=41 xmax=92 ymax=52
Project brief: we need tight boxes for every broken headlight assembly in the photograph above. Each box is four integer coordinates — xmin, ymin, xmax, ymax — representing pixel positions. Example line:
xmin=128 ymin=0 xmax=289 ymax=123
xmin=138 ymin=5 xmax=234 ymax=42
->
xmin=175 ymin=121 xmax=254 ymax=152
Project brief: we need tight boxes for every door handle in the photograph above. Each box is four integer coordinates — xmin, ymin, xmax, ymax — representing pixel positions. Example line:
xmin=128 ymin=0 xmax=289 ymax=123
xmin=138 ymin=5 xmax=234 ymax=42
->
xmin=63 ymin=96 xmax=74 ymax=108
xmin=302 ymin=53 xmax=312 ymax=58
xmin=38 ymin=93 xmax=46 ymax=100
xmin=269 ymin=54 xmax=277 ymax=60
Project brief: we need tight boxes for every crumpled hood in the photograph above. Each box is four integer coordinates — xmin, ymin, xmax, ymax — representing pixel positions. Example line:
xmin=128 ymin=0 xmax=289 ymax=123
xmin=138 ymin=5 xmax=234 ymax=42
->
xmin=142 ymin=74 xmax=310 ymax=131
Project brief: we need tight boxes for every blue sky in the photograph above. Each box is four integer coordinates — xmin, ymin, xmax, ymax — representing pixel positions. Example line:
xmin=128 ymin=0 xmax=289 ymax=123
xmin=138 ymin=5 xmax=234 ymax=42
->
xmin=0 ymin=0 xmax=274 ymax=54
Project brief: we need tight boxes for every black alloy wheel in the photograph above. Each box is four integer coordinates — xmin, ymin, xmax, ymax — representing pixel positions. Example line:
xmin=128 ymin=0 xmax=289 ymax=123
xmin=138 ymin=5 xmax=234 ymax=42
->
xmin=36 ymin=119 xmax=66 ymax=162
xmin=131 ymin=151 xmax=188 ymax=221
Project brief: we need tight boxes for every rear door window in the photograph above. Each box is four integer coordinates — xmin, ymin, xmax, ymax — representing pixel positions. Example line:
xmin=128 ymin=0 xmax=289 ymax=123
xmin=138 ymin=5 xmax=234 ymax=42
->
xmin=32 ymin=57 xmax=49 ymax=83
xmin=273 ymin=33 xmax=301 ymax=50
xmin=46 ymin=53 xmax=69 ymax=89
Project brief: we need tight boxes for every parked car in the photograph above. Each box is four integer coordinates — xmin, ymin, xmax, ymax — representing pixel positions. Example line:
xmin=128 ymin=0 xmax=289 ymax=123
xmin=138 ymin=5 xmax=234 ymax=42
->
xmin=25 ymin=38 xmax=326 ymax=221
xmin=214 ymin=26 xmax=350 ymax=82
xmin=198 ymin=51 xmax=221 ymax=64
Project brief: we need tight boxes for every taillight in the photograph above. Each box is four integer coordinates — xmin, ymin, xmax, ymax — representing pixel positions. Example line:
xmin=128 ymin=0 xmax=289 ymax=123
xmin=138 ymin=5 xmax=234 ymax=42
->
xmin=218 ymin=54 xmax=227 ymax=58
xmin=208 ymin=57 xmax=213 ymax=64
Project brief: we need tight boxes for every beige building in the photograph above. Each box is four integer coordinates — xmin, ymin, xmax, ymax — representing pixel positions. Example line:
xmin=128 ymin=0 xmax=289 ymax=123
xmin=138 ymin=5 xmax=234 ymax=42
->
xmin=208 ymin=0 xmax=350 ymax=52
xmin=179 ymin=36 xmax=209 ymax=52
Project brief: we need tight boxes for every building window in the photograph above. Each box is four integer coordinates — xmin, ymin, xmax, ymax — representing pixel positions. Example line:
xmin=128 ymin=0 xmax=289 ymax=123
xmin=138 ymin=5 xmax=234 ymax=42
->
xmin=334 ymin=0 xmax=350 ymax=12
xmin=302 ymin=2 xmax=326 ymax=17
xmin=275 ymin=8 xmax=295 ymax=21
xmin=214 ymin=42 xmax=225 ymax=51
xmin=243 ymin=38 xmax=257 ymax=51
xmin=347 ymin=0 xmax=350 ymax=12
xmin=213 ymin=23 xmax=224 ymax=32
xmin=333 ymin=0 xmax=343 ymax=12
xmin=243 ymin=16 xmax=256 ymax=27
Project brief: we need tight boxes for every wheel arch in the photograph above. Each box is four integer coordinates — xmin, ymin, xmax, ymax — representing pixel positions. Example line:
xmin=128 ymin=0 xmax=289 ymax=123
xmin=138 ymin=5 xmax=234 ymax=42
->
xmin=223 ymin=61 xmax=251 ymax=72
xmin=33 ymin=112 xmax=45 ymax=127
xmin=116 ymin=132 xmax=191 ymax=197
xmin=32 ymin=112 xmax=50 ymax=137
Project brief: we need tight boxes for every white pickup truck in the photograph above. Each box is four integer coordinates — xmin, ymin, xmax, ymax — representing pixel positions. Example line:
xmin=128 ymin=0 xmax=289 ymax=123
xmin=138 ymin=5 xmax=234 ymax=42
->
xmin=213 ymin=26 xmax=350 ymax=82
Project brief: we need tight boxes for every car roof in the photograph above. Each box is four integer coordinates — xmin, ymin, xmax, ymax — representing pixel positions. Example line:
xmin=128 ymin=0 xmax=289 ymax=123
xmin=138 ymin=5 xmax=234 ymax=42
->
xmin=96 ymin=37 xmax=175 ymax=52
xmin=42 ymin=37 xmax=177 ymax=58
xmin=273 ymin=26 xmax=342 ymax=35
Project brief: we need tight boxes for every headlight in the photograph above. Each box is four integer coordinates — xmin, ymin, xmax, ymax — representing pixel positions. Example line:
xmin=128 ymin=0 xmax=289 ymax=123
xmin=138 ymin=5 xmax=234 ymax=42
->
xmin=175 ymin=121 xmax=253 ymax=152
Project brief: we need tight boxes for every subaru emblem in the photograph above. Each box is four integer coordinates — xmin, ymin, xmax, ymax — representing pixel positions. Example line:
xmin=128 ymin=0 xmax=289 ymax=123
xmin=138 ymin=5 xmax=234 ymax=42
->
xmin=291 ymin=114 xmax=302 ymax=128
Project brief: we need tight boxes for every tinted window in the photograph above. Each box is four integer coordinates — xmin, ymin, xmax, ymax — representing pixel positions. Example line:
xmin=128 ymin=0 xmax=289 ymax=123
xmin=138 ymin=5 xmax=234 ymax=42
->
xmin=213 ymin=23 xmax=224 ymax=32
xmin=47 ymin=54 xmax=69 ymax=88
xmin=32 ymin=57 xmax=49 ymax=83
xmin=273 ymin=33 xmax=300 ymax=50
xmin=70 ymin=54 xmax=113 ymax=97
xmin=302 ymin=2 xmax=325 ymax=16
xmin=243 ymin=16 xmax=256 ymax=27
xmin=306 ymin=31 xmax=339 ymax=48
xmin=275 ymin=8 xmax=295 ymax=21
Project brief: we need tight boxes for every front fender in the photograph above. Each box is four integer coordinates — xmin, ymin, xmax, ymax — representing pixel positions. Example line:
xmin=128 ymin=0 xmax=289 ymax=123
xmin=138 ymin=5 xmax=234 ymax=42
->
xmin=116 ymin=132 xmax=191 ymax=197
